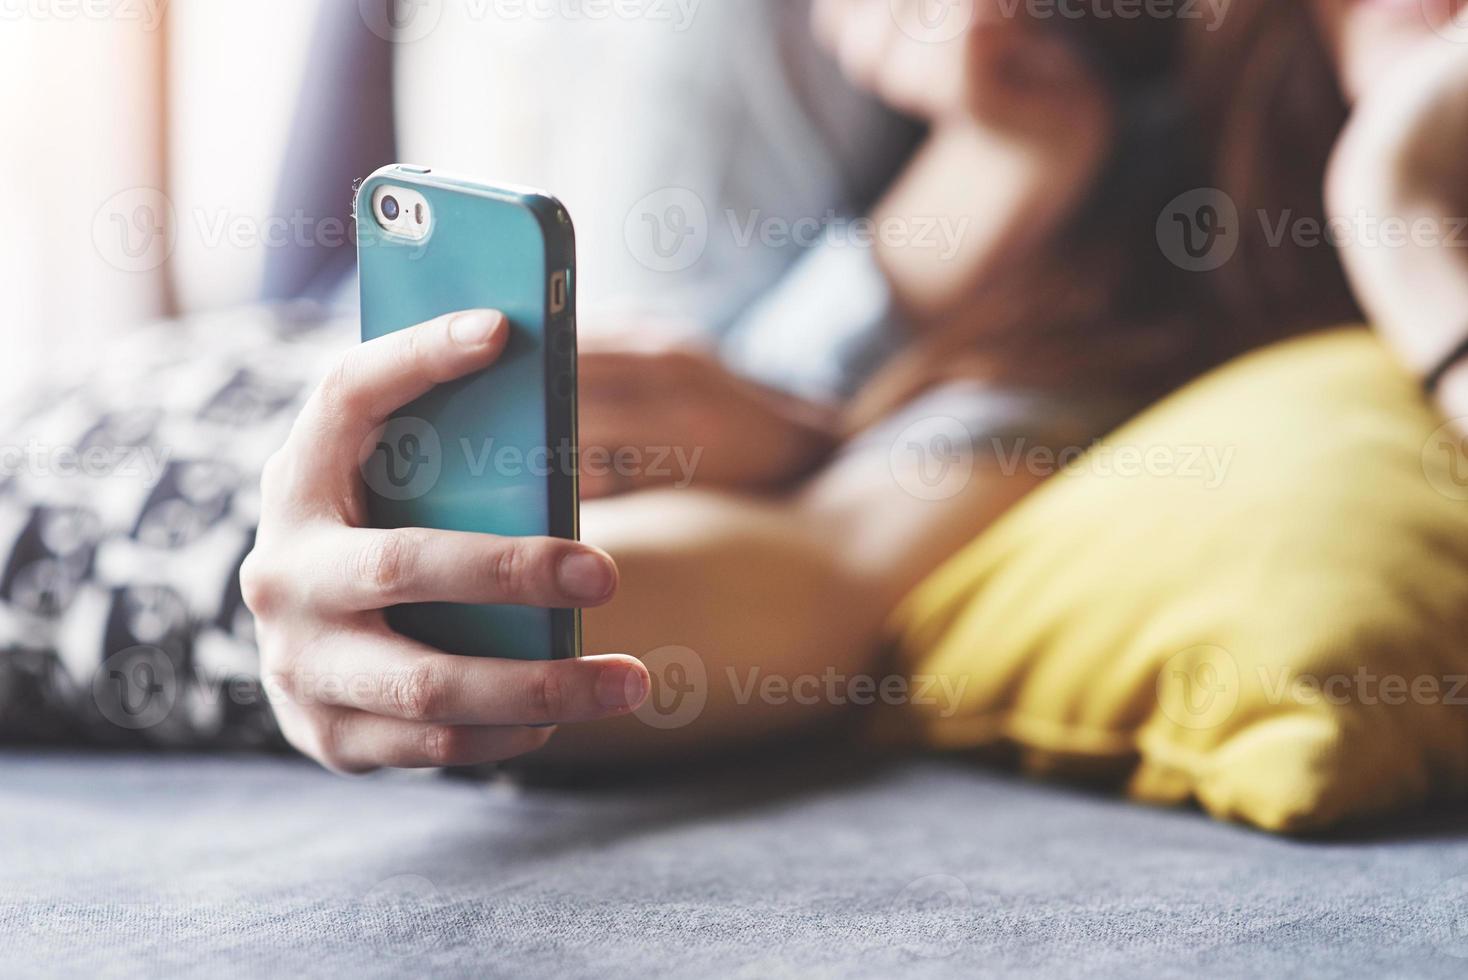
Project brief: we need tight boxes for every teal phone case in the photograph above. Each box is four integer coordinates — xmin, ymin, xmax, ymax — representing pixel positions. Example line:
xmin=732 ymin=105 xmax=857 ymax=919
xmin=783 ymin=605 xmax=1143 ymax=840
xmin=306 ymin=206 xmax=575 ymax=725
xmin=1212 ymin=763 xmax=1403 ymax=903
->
xmin=356 ymin=165 xmax=579 ymax=661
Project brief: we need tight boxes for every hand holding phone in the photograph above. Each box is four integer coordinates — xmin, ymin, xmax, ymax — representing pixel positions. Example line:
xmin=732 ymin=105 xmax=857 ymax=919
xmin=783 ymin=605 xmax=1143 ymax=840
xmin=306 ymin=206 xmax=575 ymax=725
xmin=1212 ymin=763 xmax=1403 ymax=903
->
xmin=356 ymin=166 xmax=582 ymax=661
xmin=240 ymin=310 xmax=649 ymax=774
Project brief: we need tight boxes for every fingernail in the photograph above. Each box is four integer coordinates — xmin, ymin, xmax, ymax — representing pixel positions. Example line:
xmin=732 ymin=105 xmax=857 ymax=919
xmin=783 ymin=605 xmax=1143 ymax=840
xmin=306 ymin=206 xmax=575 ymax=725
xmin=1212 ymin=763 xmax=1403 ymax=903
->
xmin=557 ymin=551 xmax=616 ymax=603
xmin=597 ymin=664 xmax=648 ymax=710
xmin=450 ymin=310 xmax=504 ymax=347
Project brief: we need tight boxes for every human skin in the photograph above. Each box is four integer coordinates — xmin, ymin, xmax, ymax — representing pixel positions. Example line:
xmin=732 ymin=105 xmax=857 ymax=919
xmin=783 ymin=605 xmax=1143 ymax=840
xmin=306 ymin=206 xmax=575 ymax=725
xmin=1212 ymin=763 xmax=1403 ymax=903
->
xmin=243 ymin=306 xmax=1038 ymax=771
xmin=241 ymin=310 xmax=652 ymax=774
xmin=524 ymin=3 xmax=1115 ymax=766
xmin=248 ymin=4 xmax=1116 ymax=773
xmin=1317 ymin=0 xmax=1468 ymax=422
xmin=534 ymin=443 xmax=1039 ymax=766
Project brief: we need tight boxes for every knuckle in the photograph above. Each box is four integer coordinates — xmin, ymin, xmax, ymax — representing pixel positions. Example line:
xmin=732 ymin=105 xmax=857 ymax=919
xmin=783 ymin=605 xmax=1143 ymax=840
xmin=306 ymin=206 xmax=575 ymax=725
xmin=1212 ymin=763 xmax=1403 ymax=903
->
xmin=398 ymin=324 xmax=430 ymax=377
xmin=265 ymin=645 xmax=316 ymax=705
xmin=309 ymin=713 xmax=347 ymax=770
xmin=260 ymin=666 xmax=298 ymax=712
xmin=238 ymin=550 xmax=283 ymax=617
xmin=356 ymin=528 xmax=420 ymax=601
xmin=308 ymin=714 xmax=376 ymax=776
xmin=529 ymin=666 xmax=565 ymax=723
xmin=382 ymin=660 xmax=446 ymax=723
xmin=317 ymin=357 xmax=370 ymax=422
xmin=422 ymin=725 xmax=470 ymax=767
xmin=274 ymin=708 xmax=313 ymax=758
xmin=258 ymin=449 xmax=289 ymax=501
xmin=315 ymin=362 xmax=350 ymax=410
xmin=486 ymin=539 xmax=535 ymax=598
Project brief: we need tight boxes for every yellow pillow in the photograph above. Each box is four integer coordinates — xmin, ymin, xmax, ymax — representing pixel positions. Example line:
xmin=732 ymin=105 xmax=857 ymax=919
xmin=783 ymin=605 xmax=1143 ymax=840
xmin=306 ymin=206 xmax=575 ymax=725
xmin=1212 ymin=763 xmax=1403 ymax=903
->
xmin=881 ymin=328 xmax=1468 ymax=833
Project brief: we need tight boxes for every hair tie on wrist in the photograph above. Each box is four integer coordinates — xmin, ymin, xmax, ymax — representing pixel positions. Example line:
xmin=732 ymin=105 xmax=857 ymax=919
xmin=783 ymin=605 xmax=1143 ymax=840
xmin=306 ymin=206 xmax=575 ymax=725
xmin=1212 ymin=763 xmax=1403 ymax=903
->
xmin=1423 ymin=332 xmax=1468 ymax=395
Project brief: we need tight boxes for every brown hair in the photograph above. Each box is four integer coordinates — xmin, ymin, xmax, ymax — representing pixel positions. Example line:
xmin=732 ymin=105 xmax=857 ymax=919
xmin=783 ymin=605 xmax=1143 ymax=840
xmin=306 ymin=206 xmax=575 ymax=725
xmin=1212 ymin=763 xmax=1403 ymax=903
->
xmin=848 ymin=2 xmax=1361 ymax=429
xmin=1183 ymin=0 xmax=1359 ymax=340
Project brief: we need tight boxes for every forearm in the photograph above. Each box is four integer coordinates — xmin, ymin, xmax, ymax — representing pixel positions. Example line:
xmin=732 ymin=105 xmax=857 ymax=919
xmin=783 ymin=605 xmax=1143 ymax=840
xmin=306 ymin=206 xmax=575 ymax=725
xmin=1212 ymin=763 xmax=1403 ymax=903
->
xmin=528 ymin=488 xmax=885 ymax=767
xmin=528 ymin=450 xmax=1040 ymax=768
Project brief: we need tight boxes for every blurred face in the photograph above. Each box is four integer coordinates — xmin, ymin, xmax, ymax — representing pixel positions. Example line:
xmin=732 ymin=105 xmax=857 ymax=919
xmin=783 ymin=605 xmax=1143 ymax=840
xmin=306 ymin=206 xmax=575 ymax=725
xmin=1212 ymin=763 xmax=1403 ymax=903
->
xmin=1310 ymin=0 xmax=1468 ymax=99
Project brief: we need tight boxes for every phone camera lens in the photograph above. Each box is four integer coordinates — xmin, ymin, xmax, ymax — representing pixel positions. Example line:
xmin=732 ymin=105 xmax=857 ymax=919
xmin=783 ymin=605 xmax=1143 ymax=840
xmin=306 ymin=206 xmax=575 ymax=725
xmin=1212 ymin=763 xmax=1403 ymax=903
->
xmin=381 ymin=195 xmax=400 ymax=221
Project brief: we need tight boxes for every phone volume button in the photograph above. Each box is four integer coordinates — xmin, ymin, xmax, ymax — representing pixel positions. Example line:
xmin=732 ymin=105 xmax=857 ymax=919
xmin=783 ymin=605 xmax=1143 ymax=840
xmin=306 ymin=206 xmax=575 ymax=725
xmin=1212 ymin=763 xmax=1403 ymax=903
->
xmin=553 ymin=373 xmax=576 ymax=401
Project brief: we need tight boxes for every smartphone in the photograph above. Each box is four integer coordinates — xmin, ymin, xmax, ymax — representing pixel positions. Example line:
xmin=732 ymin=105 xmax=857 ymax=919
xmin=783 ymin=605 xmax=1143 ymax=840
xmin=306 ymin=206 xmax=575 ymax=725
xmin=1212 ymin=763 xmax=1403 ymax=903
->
xmin=356 ymin=165 xmax=579 ymax=661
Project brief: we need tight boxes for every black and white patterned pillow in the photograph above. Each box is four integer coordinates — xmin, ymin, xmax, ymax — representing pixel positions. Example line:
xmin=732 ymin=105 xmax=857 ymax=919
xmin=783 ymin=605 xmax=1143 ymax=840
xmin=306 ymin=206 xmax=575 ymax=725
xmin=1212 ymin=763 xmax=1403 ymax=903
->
xmin=0 ymin=303 xmax=347 ymax=749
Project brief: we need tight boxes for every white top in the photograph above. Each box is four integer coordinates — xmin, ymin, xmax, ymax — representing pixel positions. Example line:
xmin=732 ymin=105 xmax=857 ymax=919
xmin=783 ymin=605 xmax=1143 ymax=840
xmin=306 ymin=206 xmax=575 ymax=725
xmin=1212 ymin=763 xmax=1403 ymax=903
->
xmin=392 ymin=0 xmax=914 ymax=337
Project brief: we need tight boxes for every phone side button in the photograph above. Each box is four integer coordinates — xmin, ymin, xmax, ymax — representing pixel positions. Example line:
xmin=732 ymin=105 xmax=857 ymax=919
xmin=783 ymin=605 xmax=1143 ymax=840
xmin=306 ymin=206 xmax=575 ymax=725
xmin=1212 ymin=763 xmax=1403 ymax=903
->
xmin=553 ymin=374 xmax=576 ymax=401
xmin=552 ymin=327 xmax=576 ymax=357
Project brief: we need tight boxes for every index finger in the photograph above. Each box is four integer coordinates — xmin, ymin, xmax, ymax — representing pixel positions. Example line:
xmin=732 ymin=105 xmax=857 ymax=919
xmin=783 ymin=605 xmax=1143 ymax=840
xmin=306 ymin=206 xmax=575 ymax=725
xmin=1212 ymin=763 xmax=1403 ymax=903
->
xmin=297 ymin=309 xmax=509 ymax=450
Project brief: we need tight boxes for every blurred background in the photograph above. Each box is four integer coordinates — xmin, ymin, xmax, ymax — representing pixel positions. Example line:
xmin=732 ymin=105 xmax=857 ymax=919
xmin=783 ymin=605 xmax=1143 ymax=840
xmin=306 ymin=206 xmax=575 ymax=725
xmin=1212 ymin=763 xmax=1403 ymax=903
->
xmin=0 ymin=0 xmax=926 ymax=384
xmin=2 ymin=2 xmax=315 ymax=374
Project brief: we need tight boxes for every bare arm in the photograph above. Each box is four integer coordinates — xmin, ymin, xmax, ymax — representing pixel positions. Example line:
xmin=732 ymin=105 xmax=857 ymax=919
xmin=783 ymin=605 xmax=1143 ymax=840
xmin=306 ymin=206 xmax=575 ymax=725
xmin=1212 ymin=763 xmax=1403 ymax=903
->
xmin=530 ymin=440 xmax=1040 ymax=768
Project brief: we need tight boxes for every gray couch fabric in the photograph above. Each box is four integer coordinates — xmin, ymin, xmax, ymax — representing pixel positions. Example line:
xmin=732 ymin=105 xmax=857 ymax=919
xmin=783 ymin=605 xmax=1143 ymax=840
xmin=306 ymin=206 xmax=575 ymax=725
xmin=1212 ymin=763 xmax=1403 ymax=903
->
xmin=3 ymin=748 xmax=1467 ymax=979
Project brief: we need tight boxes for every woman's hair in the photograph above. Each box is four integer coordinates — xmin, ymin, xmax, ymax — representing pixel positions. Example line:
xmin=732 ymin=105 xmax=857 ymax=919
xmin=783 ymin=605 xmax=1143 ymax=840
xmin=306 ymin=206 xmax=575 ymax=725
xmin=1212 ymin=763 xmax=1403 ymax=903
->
xmin=1183 ymin=0 xmax=1360 ymax=340
xmin=848 ymin=1 xmax=1361 ymax=428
